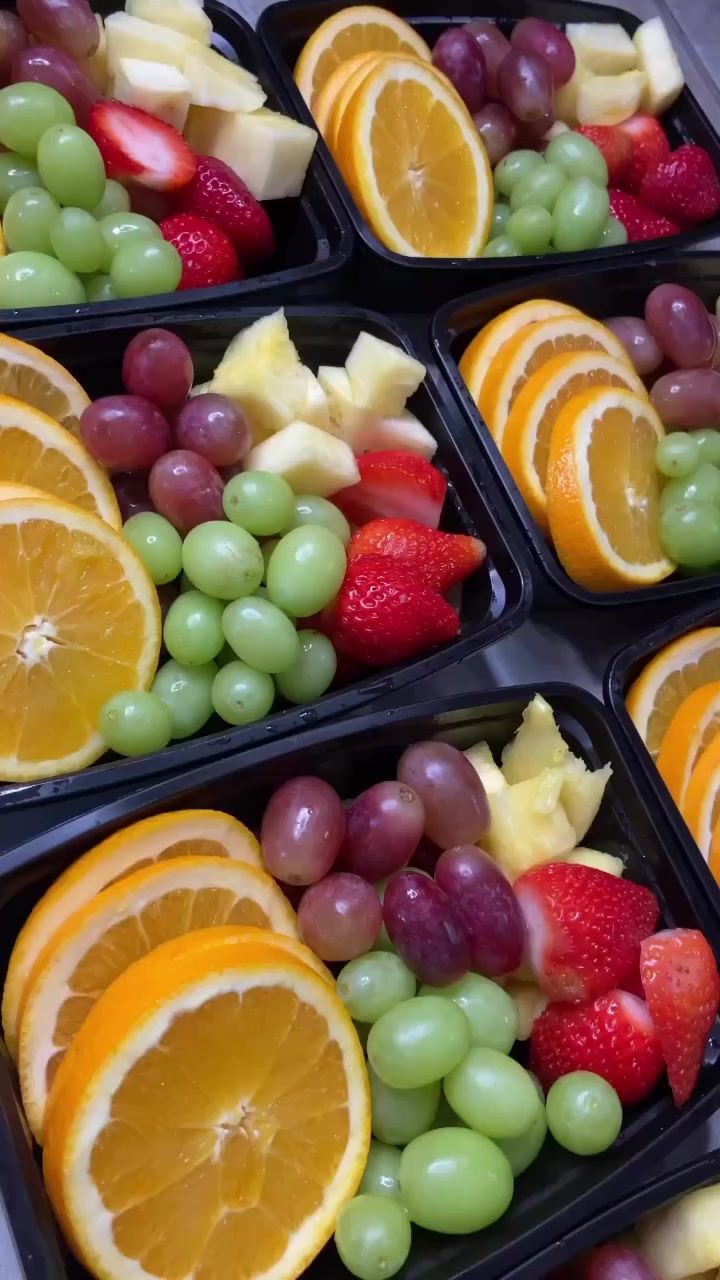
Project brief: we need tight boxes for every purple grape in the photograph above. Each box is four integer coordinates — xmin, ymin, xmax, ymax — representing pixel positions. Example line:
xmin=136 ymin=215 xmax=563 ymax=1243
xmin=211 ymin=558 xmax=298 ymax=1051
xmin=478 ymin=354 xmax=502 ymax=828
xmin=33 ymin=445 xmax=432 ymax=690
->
xmin=0 ymin=13 xmax=27 ymax=86
xmin=122 ymin=328 xmax=194 ymax=412
xmin=397 ymin=741 xmax=490 ymax=848
xmin=11 ymin=45 xmax=97 ymax=123
xmin=650 ymin=368 xmax=720 ymax=428
xmin=606 ymin=316 xmax=664 ymax=375
xmin=586 ymin=1244 xmax=659 ymax=1280
xmin=299 ymin=873 xmax=382 ymax=961
xmin=645 ymin=284 xmax=718 ymax=369
xmin=81 ymin=395 xmax=171 ymax=472
xmin=113 ymin=471 xmax=153 ymax=520
xmin=473 ymin=102 xmax=517 ymax=166
xmin=497 ymin=48 xmax=553 ymax=123
xmin=340 ymin=781 xmax=425 ymax=881
xmin=261 ymin=776 xmax=346 ymax=886
xmin=175 ymin=394 xmax=252 ymax=468
xmin=511 ymin=17 xmax=575 ymax=86
xmin=383 ymin=870 xmax=470 ymax=986
xmin=432 ymin=27 xmax=486 ymax=113
xmin=148 ymin=450 xmax=224 ymax=533
xmin=463 ymin=19 xmax=510 ymax=99
xmin=17 ymin=0 xmax=98 ymax=60
xmin=515 ymin=109 xmax=556 ymax=147
xmin=435 ymin=845 xmax=525 ymax=976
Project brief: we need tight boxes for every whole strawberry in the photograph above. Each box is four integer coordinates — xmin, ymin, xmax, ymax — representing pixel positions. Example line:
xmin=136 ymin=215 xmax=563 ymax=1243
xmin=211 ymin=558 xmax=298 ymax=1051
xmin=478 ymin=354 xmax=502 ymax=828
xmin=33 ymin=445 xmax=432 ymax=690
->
xmin=160 ymin=213 xmax=240 ymax=291
xmin=348 ymin=517 xmax=485 ymax=593
xmin=617 ymin=115 xmax=671 ymax=194
xmin=608 ymin=190 xmax=680 ymax=243
xmin=640 ymin=928 xmax=720 ymax=1106
xmin=639 ymin=144 xmax=720 ymax=227
xmin=175 ymin=156 xmax=276 ymax=267
xmin=578 ymin=125 xmax=632 ymax=187
xmin=321 ymin=554 xmax=460 ymax=667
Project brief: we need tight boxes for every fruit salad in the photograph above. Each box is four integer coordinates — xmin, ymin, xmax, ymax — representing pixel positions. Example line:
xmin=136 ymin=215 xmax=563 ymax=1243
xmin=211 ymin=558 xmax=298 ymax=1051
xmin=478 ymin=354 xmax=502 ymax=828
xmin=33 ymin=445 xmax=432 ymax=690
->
xmin=291 ymin=6 xmax=720 ymax=259
xmin=3 ymin=694 xmax=719 ymax=1280
xmin=0 ymin=0 xmax=318 ymax=307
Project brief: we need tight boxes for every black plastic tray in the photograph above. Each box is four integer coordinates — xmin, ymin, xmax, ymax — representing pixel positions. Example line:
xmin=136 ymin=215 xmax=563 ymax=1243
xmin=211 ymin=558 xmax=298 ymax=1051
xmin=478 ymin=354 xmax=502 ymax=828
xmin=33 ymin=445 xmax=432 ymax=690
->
xmin=434 ymin=251 xmax=720 ymax=610
xmin=0 ymin=305 xmax=532 ymax=814
xmin=1 ymin=687 xmax=720 ymax=1280
xmin=258 ymin=0 xmax=720 ymax=308
xmin=0 ymin=0 xmax=354 ymax=327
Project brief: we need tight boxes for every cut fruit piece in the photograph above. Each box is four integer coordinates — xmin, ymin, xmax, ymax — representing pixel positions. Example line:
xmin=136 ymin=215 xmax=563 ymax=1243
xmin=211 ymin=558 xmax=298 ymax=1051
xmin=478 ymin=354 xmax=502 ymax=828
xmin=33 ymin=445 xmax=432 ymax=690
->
xmin=126 ymin=0 xmax=212 ymax=45
xmin=112 ymin=58 xmax=191 ymax=131
xmin=626 ymin=628 xmax=720 ymax=758
xmin=458 ymin=301 xmax=584 ymax=409
xmin=184 ymin=106 xmax=316 ymax=201
xmin=564 ymin=848 xmax=624 ymax=876
xmin=682 ymin=735 xmax=720 ymax=861
xmin=485 ymin=768 xmax=577 ymax=879
xmin=312 ymin=50 xmax=382 ymax=137
xmin=81 ymin=15 xmax=109 ymax=92
xmin=633 ymin=18 xmax=684 ymax=117
xmin=501 ymin=693 xmax=569 ymax=783
xmin=327 ymin=51 xmax=389 ymax=153
xmin=0 ymin=495 xmax=160 ymax=783
xmin=345 ymin=331 xmax=425 ymax=416
xmin=0 ymin=333 xmax=90 ymax=434
xmin=18 ymin=855 xmax=299 ymax=1142
xmin=358 ymin=410 xmax=437 ymax=459
xmin=183 ymin=44 xmax=266 ymax=113
xmin=657 ymin=684 xmax=720 ymax=808
xmin=0 ymin=483 xmax=49 ymax=501
xmin=637 ymin=1183 xmax=720 ymax=1280
xmin=576 ymin=69 xmax=646 ymax=127
xmin=566 ymin=23 xmax=638 ymax=74
xmin=546 ymin=386 xmax=673 ymax=592
xmin=245 ymin=421 xmax=360 ymax=497
xmin=335 ymin=56 xmax=492 ymax=258
xmin=89 ymin=98 xmax=197 ymax=191
xmin=2 ymin=809 xmax=262 ymax=1062
xmin=43 ymin=929 xmax=369 ymax=1280
xmin=294 ymin=4 xmax=430 ymax=107
xmin=104 ymin=11 xmax=199 ymax=72
xmin=553 ymin=64 xmax=592 ymax=129
xmin=333 ymin=450 xmax=445 ymax=528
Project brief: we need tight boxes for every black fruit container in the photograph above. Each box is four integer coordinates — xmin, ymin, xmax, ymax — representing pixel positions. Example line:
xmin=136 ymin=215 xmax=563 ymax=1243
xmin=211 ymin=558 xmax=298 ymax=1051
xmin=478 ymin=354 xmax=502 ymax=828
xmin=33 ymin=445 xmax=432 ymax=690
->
xmin=0 ymin=305 xmax=532 ymax=818
xmin=434 ymin=250 xmax=720 ymax=610
xmin=1 ymin=688 xmax=720 ymax=1280
xmin=258 ymin=0 xmax=720 ymax=308
xmin=0 ymin=0 xmax=354 ymax=326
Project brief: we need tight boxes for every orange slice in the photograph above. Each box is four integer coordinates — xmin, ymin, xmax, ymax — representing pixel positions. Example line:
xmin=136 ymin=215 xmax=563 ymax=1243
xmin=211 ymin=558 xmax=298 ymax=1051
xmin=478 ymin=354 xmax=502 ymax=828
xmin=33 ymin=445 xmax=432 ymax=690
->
xmin=682 ymin=735 xmax=720 ymax=860
xmin=312 ymin=50 xmax=382 ymax=136
xmin=545 ymin=386 xmax=673 ymax=592
xmin=479 ymin=315 xmax=631 ymax=445
xmin=0 ymin=334 xmax=89 ymax=434
xmin=656 ymin=683 xmax=720 ymax=807
xmin=502 ymin=351 xmax=647 ymax=533
xmin=335 ymin=55 xmax=492 ymax=257
xmin=17 ymin=855 xmax=299 ymax=1141
xmin=626 ymin=628 xmax=720 ymax=757
xmin=327 ymin=51 xmax=390 ymax=153
xmin=0 ymin=482 xmax=48 ymax=501
xmin=2 ymin=809 xmax=262 ymax=1062
xmin=458 ymin=300 xmax=584 ymax=407
xmin=294 ymin=4 xmax=430 ymax=107
xmin=708 ymin=820 xmax=720 ymax=885
xmin=43 ymin=929 xmax=369 ymax=1280
xmin=0 ymin=495 xmax=160 ymax=783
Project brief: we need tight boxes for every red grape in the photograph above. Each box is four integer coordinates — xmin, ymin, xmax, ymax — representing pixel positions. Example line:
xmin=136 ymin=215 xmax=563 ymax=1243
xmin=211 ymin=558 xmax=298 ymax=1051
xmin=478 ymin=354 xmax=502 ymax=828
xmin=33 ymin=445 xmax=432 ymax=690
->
xmin=17 ymin=0 xmax=98 ymax=60
xmin=261 ymin=776 xmax=346 ymax=886
xmin=340 ymin=781 xmax=425 ymax=881
xmin=645 ymin=284 xmax=718 ymax=369
xmin=175 ymin=393 xmax=252 ymax=468
xmin=113 ymin=471 xmax=153 ymax=520
xmin=397 ymin=741 xmax=490 ymax=848
xmin=122 ymin=328 xmax=194 ymax=412
xmin=511 ymin=17 xmax=575 ymax=86
xmin=383 ymin=870 xmax=469 ymax=986
xmin=463 ymin=19 xmax=510 ymax=99
xmin=473 ymin=103 xmax=517 ymax=166
xmin=299 ymin=873 xmax=382 ymax=961
xmin=149 ymin=450 xmax=224 ymax=533
xmin=585 ymin=1244 xmax=659 ymax=1280
xmin=650 ymin=368 xmax=720 ymax=428
xmin=515 ymin=109 xmax=556 ymax=147
xmin=11 ymin=45 xmax=97 ymax=123
xmin=0 ymin=13 xmax=27 ymax=86
xmin=606 ymin=316 xmax=663 ymax=375
xmin=81 ymin=396 xmax=171 ymax=472
xmin=498 ymin=48 xmax=553 ymax=123
xmin=432 ymin=27 xmax=486 ymax=113
xmin=435 ymin=845 xmax=525 ymax=976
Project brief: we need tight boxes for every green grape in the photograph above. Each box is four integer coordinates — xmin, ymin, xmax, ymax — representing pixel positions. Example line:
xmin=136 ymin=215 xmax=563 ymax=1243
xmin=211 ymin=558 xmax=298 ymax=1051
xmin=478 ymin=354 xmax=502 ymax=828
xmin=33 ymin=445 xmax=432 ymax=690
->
xmin=211 ymin=660 xmax=275 ymax=726
xmin=368 ymin=995 xmax=470 ymax=1090
xmin=599 ymin=215 xmax=628 ymax=247
xmin=123 ymin=512 xmax=183 ymax=585
xmin=482 ymin=235 xmax=521 ymax=258
xmin=400 ymin=1128 xmax=513 ymax=1234
xmin=111 ymin=238 xmax=182 ymax=298
xmin=660 ymin=500 xmax=720 ymax=568
xmin=267 ymin=525 xmax=347 ymax=618
xmin=494 ymin=150 xmax=544 ymax=198
xmin=152 ymin=658 xmax=216 ymax=740
xmin=506 ymin=206 xmax=553 ymax=255
xmin=275 ymin=630 xmax=336 ymax=704
xmin=287 ymin=494 xmax=351 ymax=546
xmin=661 ymin=463 xmax=720 ymax=510
xmin=369 ymin=1065 xmax=440 ymax=1146
xmin=223 ymin=470 xmax=295 ymax=537
xmin=182 ymin=522 xmax=263 ymax=600
xmin=99 ymin=689 xmax=173 ymax=756
xmin=420 ymin=975 xmax=518 ymax=1053
xmin=3 ymin=187 xmax=59 ymax=254
xmin=100 ymin=212 xmax=161 ymax=266
xmin=36 ymin=124 xmax=105 ymax=211
xmin=552 ymin=179 xmax=610 ymax=253
xmin=92 ymin=179 xmax=131 ymax=219
xmin=335 ymin=1196 xmax=411 ymax=1280
xmin=164 ymin=589 xmax=225 ymax=666
xmin=0 ymin=83 xmax=74 ymax=157
xmin=656 ymin=432 xmax=701 ymax=478
xmin=444 ymin=1048 xmax=542 ymax=1140
xmin=222 ymin=595 xmax=299 ymax=675
xmin=545 ymin=1071 xmax=622 ymax=1155
xmin=261 ymin=538 xmax=278 ymax=583
xmin=338 ymin=953 xmax=416 ymax=1023
xmin=84 ymin=273 xmax=116 ymax=303
xmin=694 ymin=429 xmax=720 ymax=467
xmin=50 ymin=207 xmax=105 ymax=275
xmin=359 ymin=1142 xmax=402 ymax=1200
xmin=491 ymin=202 xmax=511 ymax=236
xmin=545 ymin=131 xmax=609 ymax=187
xmin=0 ymin=251 xmax=84 ymax=308
xmin=0 ymin=153 xmax=41 ymax=212
xmin=510 ymin=162 xmax=565 ymax=212
xmin=495 ymin=1104 xmax=547 ymax=1176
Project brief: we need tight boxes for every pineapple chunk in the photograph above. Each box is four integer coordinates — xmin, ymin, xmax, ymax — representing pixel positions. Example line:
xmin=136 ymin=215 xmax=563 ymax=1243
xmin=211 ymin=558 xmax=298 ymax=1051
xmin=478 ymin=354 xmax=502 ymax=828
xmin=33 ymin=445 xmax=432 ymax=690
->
xmin=633 ymin=18 xmax=684 ymax=116
xmin=244 ymin=421 xmax=360 ymax=497
xmin=564 ymin=847 xmax=624 ymax=876
xmin=502 ymin=695 xmax=569 ymax=783
xmin=504 ymin=979 xmax=548 ymax=1040
xmin=317 ymin=366 xmax=379 ymax=440
xmin=345 ymin=332 xmax=426 ymax=415
xmin=184 ymin=45 xmax=265 ymax=113
xmin=465 ymin=742 xmax=507 ymax=798
xmin=554 ymin=63 xmax=592 ymax=127
xmin=126 ymin=0 xmax=212 ymax=45
xmin=81 ymin=15 xmax=109 ymax=92
xmin=318 ymin=365 xmax=437 ymax=457
xmin=637 ymin=1186 xmax=720 ymax=1280
xmin=113 ymin=59 xmax=191 ymax=130
xmin=567 ymin=23 xmax=638 ymax=74
xmin=484 ymin=768 xmax=577 ymax=880
xmin=185 ymin=106 xmax=316 ymax=201
xmin=576 ymin=69 xmax=646 ymax=125
xmin=105 ymin=12 xmax=198 ymax=73
xmin=559 ymin=757 xmax=612 ymax=842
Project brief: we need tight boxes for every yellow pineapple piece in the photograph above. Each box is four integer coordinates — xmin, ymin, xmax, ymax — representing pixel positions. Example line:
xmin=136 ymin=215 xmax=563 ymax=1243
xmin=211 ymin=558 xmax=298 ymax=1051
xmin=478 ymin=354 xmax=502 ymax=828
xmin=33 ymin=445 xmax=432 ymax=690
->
xmin=564 ymin=847 xmax=624 ymax=876
xmin=637 ymin=1186 xmax=720 ymax=1280
xmin=484 ymin=768 xmax=577 ymax=879
xmin=465 ymin=742 xmax=507 ymax=798
xmin=504 ymin=979 xmax=548 ymax=1040
xmin=559 ymin=756 xmax=612 ymax=842
xmin=501 ymin=694 xmax=569 ymax=783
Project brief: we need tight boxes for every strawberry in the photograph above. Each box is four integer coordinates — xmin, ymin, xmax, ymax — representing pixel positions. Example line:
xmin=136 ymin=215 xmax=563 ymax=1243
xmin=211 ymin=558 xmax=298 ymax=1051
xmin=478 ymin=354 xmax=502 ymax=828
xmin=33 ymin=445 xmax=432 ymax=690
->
xmin=88 ymin=100 xmax=196 ymax=192
xmin=608 ymin=190 xmax=681 ymax=243
xmin=639 ymin=144 xmax=720 ymax=228
xmin=515 ymin=862 xmax=660 ymax=1003
xmin=175 ymin=156 xmax=275 ymax=267
xmin=577 ymin=125 xmax=632 ymax=186
xmin=333 ymin=452 xmax=447 ymax=529
xmin=347 ymin=517 xmax=485 ymax=593
xmin=616 ymin=115 xmax=670 ymax=194
xmin=321 ymin=554 xmax=460 ymax=667
xmin=640 ymin=928 xmax=720 ymax=1106
xmin=530 ymin=990 xmax=664 ymax=1105
xmin=160 ymin=213 xmax=239 ymax=291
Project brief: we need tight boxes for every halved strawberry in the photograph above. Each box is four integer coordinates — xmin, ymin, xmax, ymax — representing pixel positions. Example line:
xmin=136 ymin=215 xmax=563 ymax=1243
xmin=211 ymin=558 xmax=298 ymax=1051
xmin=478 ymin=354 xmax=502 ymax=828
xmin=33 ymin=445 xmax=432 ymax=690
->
xmin=348 ymin=517 xmax=485 ymax=592
xmin=88 ymin=100 xmax=197 ymax=192
xmin=640 ymin=928 xmax=720 ymax=1106
xmin=333 ymin=451 xmax=447 ymax=529
xmin=616 ymin=114 xmax=670 ymax=194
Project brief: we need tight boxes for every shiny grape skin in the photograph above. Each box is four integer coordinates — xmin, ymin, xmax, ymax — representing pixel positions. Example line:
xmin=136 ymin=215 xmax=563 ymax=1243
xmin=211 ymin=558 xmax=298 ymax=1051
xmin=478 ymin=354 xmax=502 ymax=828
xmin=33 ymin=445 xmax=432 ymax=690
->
xmin=650 ymin=369 xmax=720 ymax=428
xmin=383 ymin=870 xmax=470 ymax=986
xmin=606 ymin=316 xmax=663 ymax=375
xmin=11 ymin=45 xmax=97 ymax=124
xmin=299 ymin=873 xmax=382 ymax=961
xmin=463 ymin=19 xmax=510 ymax=98
xmin=432 ymin=27 xmax=486 ymax=113
xmin=0 ymin=13 xmax=27 ymax=86
xmin=511 ymin=17 xmax=576 ymax=86
xmin=435 ymin=845 xmax=526 ymax=977
xmin=17 ymin=0 xmax=98 ymax=61
xmin=473 ymin=103 xmax=517 ymax=166
xmin=340 ymin=781 xmax=425 ymax=882
xmin=80 ymin=395 xmax=171 ymax=472
xmin=149 ymin=449 xmax=225 ymax=533
xmin=261 ymin=776 xmax=346 ymax=886
xmin=585 ymin=1245 xmax=660 ymax=1280
xmin=645 ymin=284 xmax=718 ymax=369
xmin=122 ymin=328 xmax=194 ymax=411
xmin=113 ymin=471 xmax=153 ymax=520
xmin=497 ymin=48 xmax=553 ymax=123
xmin=397 ymin=740 xmax=490 ymax=848
xmin=175 ymin=394 xmax=252 ymax=468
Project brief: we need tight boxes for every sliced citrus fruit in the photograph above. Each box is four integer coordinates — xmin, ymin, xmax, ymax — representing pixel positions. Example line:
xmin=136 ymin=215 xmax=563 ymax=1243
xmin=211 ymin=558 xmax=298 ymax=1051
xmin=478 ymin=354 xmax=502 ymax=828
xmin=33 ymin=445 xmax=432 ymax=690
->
xmin=502 ymin=351 xmax=648 ymax=533
xmin=294 ymin=4 xmax=430 ymax=106
xmin=708 ymin=818 xmax=720 ymax=886
xmin=627 ymin=628 xmax=720 ymax=757
xmin=479 ymin=314 xmax=631 ymax=445
xmin=0 ymin=396 xmax=120 ymax=527
xmin=43 ymin=929 xmax=369 ymax=1280
xmin=682 ymin=735 xmax=720 ymax=860
xmin=3 ymin=809 xmax=261 ymax=1061
xmin=0 ymin=482 xmax=48 ymax=501
xmin=18 ymin=855 xmax=299 ymax=1141
xmin=458 ymin=300 xmax=584 ymax=407
xmin=312 ymin=50 xmax=382 ymax=136
xmin=0 ymin=334 xmax=89 ymax=434
xmin=656 ymin=683 xmax=720 ymax=807
xmin=327 ymin=50 xmax=390 ymax=153
xmin=0 ymin=495 xmax=160 ymax=783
